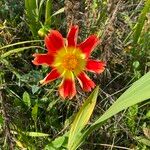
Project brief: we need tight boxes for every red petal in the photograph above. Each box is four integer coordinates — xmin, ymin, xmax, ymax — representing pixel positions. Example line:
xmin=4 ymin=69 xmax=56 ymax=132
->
xmin=67 ymin=25 xmax=79 ymax=47
xmin=32 ymin=53 xmax=54 ymax=66
xmin=77 ymin=72 xmax=95 ymax=92
xmin=40 ymin=69 xmax=60 ymax=85
xmin=45 ymin=30 xmax=64 ymax=54
xmin=86 ymin=59 xmax=106 ymax=73
xmin=78 ymin=35 xmax=100 ymax=58
xmin=59 ymin=79 xmax=76 ymax=99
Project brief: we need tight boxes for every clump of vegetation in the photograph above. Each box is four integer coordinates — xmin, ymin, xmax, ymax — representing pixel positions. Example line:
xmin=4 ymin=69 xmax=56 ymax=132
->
xmin=0 ymin=0 xmax=150 ymax=149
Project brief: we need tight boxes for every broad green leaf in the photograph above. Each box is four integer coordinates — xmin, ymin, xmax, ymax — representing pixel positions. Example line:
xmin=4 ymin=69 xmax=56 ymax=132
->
xmin=51 ymin=7 xmax=65 ymax=17
xmin=92 ymin=72 xmax=150 ymax=127
xmin=32 ymin=103 xmax=38 ymax=122
xmin=23 ymin=91 xmax=31 ymax=107
xmin=68 ymin=86 xmax=99 ymax=150
xmin=133 ymin=0 xmax=150 ymax=44
xmin=71 ymin=72 xmax=150 ymax=149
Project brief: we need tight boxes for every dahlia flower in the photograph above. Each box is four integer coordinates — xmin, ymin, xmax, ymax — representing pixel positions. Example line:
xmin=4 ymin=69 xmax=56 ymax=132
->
xmin=32 ymin=25 xmax=105 ymax=99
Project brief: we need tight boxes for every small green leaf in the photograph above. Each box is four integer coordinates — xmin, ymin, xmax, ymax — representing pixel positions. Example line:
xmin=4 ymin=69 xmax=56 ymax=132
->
xmin=51 ymin=7 xmax=65 ymax=17
xmin=146 ymin=110 xmax=150 ymax=118
xmin=44 ymin=133 xmax=68 ymax=150
xmin=0 ymin=115 xmax=4 ymax=125
xmin=11 ymin=130 xmax=49 ymax=137
xmin=52 ymin=136 xmax=66 ymax=148
xmin=25 ymin=131 xmax=49 ymax=137
xmin=32 ymin=103 xmax=38 ymax=122
xmin=31 ymin=85 xmax=40 ymax=94
xmin=23 ymin=91 xmax=31 ymax=107
xmin=133 ymin=61 xmax=140 ymax=69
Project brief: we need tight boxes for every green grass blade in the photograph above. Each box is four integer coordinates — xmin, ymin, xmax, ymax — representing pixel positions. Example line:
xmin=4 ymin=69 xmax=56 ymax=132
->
xmin=39 ymin=0 xmax=45 ymax=11
xmin=133 ymin=0 xmax=150 ymax=44
xmin=0 ymin=46 xmax=43 ymax=59
xmin=11 ymin=131 xmax=49 ymax=137
xmin=0 ymin=40 xmax=43 ymax=50
xmin=68 ymin=86 xmax=99 ymax=150
xmin=51 ymin=7 xmax=65 ymax=17
xmin=25 ymin=0 xmax=36 ymax=11
xmin=44 ymin=0 xmax=52 ymax=25
xmin=25 ymin=0 xmax=41 ymax=38
xmin=39 ymin=0 xmax=45 ymax=18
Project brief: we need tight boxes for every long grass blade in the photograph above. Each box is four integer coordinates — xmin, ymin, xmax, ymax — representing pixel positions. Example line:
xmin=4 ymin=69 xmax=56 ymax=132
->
xmin=68 ymin=86 xmax=99 ymax=150
xmin=0 ymin=46 xmax=43 ymax=59
xmin=0 ymin=40 xmax=43 ymax=50
xmin=133 ymin=0 xmax=150 ymax=44
xmin=45 ymin=0 xmax=52 ymax=25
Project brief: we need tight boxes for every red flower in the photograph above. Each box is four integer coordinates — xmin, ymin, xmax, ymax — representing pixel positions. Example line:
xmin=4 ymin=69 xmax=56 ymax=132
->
xmin=32 ymin=25 xmax=106 ymax=99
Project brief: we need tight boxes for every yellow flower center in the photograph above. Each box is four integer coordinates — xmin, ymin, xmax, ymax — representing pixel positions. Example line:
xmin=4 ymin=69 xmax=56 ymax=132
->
xmin=62 ymin=54 xmax=78 ymax=70
xmin=53 ymin=47 xmax=86 ymax=77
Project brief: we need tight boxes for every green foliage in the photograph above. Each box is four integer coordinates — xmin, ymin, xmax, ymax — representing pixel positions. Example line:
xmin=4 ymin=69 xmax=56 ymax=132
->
xmin=126 ymin=105 xmax=138 ymax=133
xmin=23 ymin=91 xmax=31 ymax=107
xmin=32 ymin=103 xmax=38 ymax=121
xmin=0 ymin=115 xmax=4 ymax=125
xmin=136 ymin=136 xmax=150 ymax=147
xmin=45 ymin=134 xmax=68 ymax=150
xmin=68 ymin=87 xmax=99 ymax=150
xmin=93 ymin=72 xmax=150 ymax=126
xmin=68 ymin=72 xmax=150 ymax=149
xmin=0 ymin=0 xmax=150 ymax=149
xmin=45 ymin=0 xmax=52 ymax=26
xmin=25 ymin=0 xmax=41 ymax=38
xmin=133 ymin=0 xmax=150 ymax=44
xmin=25 ymin=0 xmax=65 ymax=38
xmin=45 ymin=87 xmax=99 ymax=150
